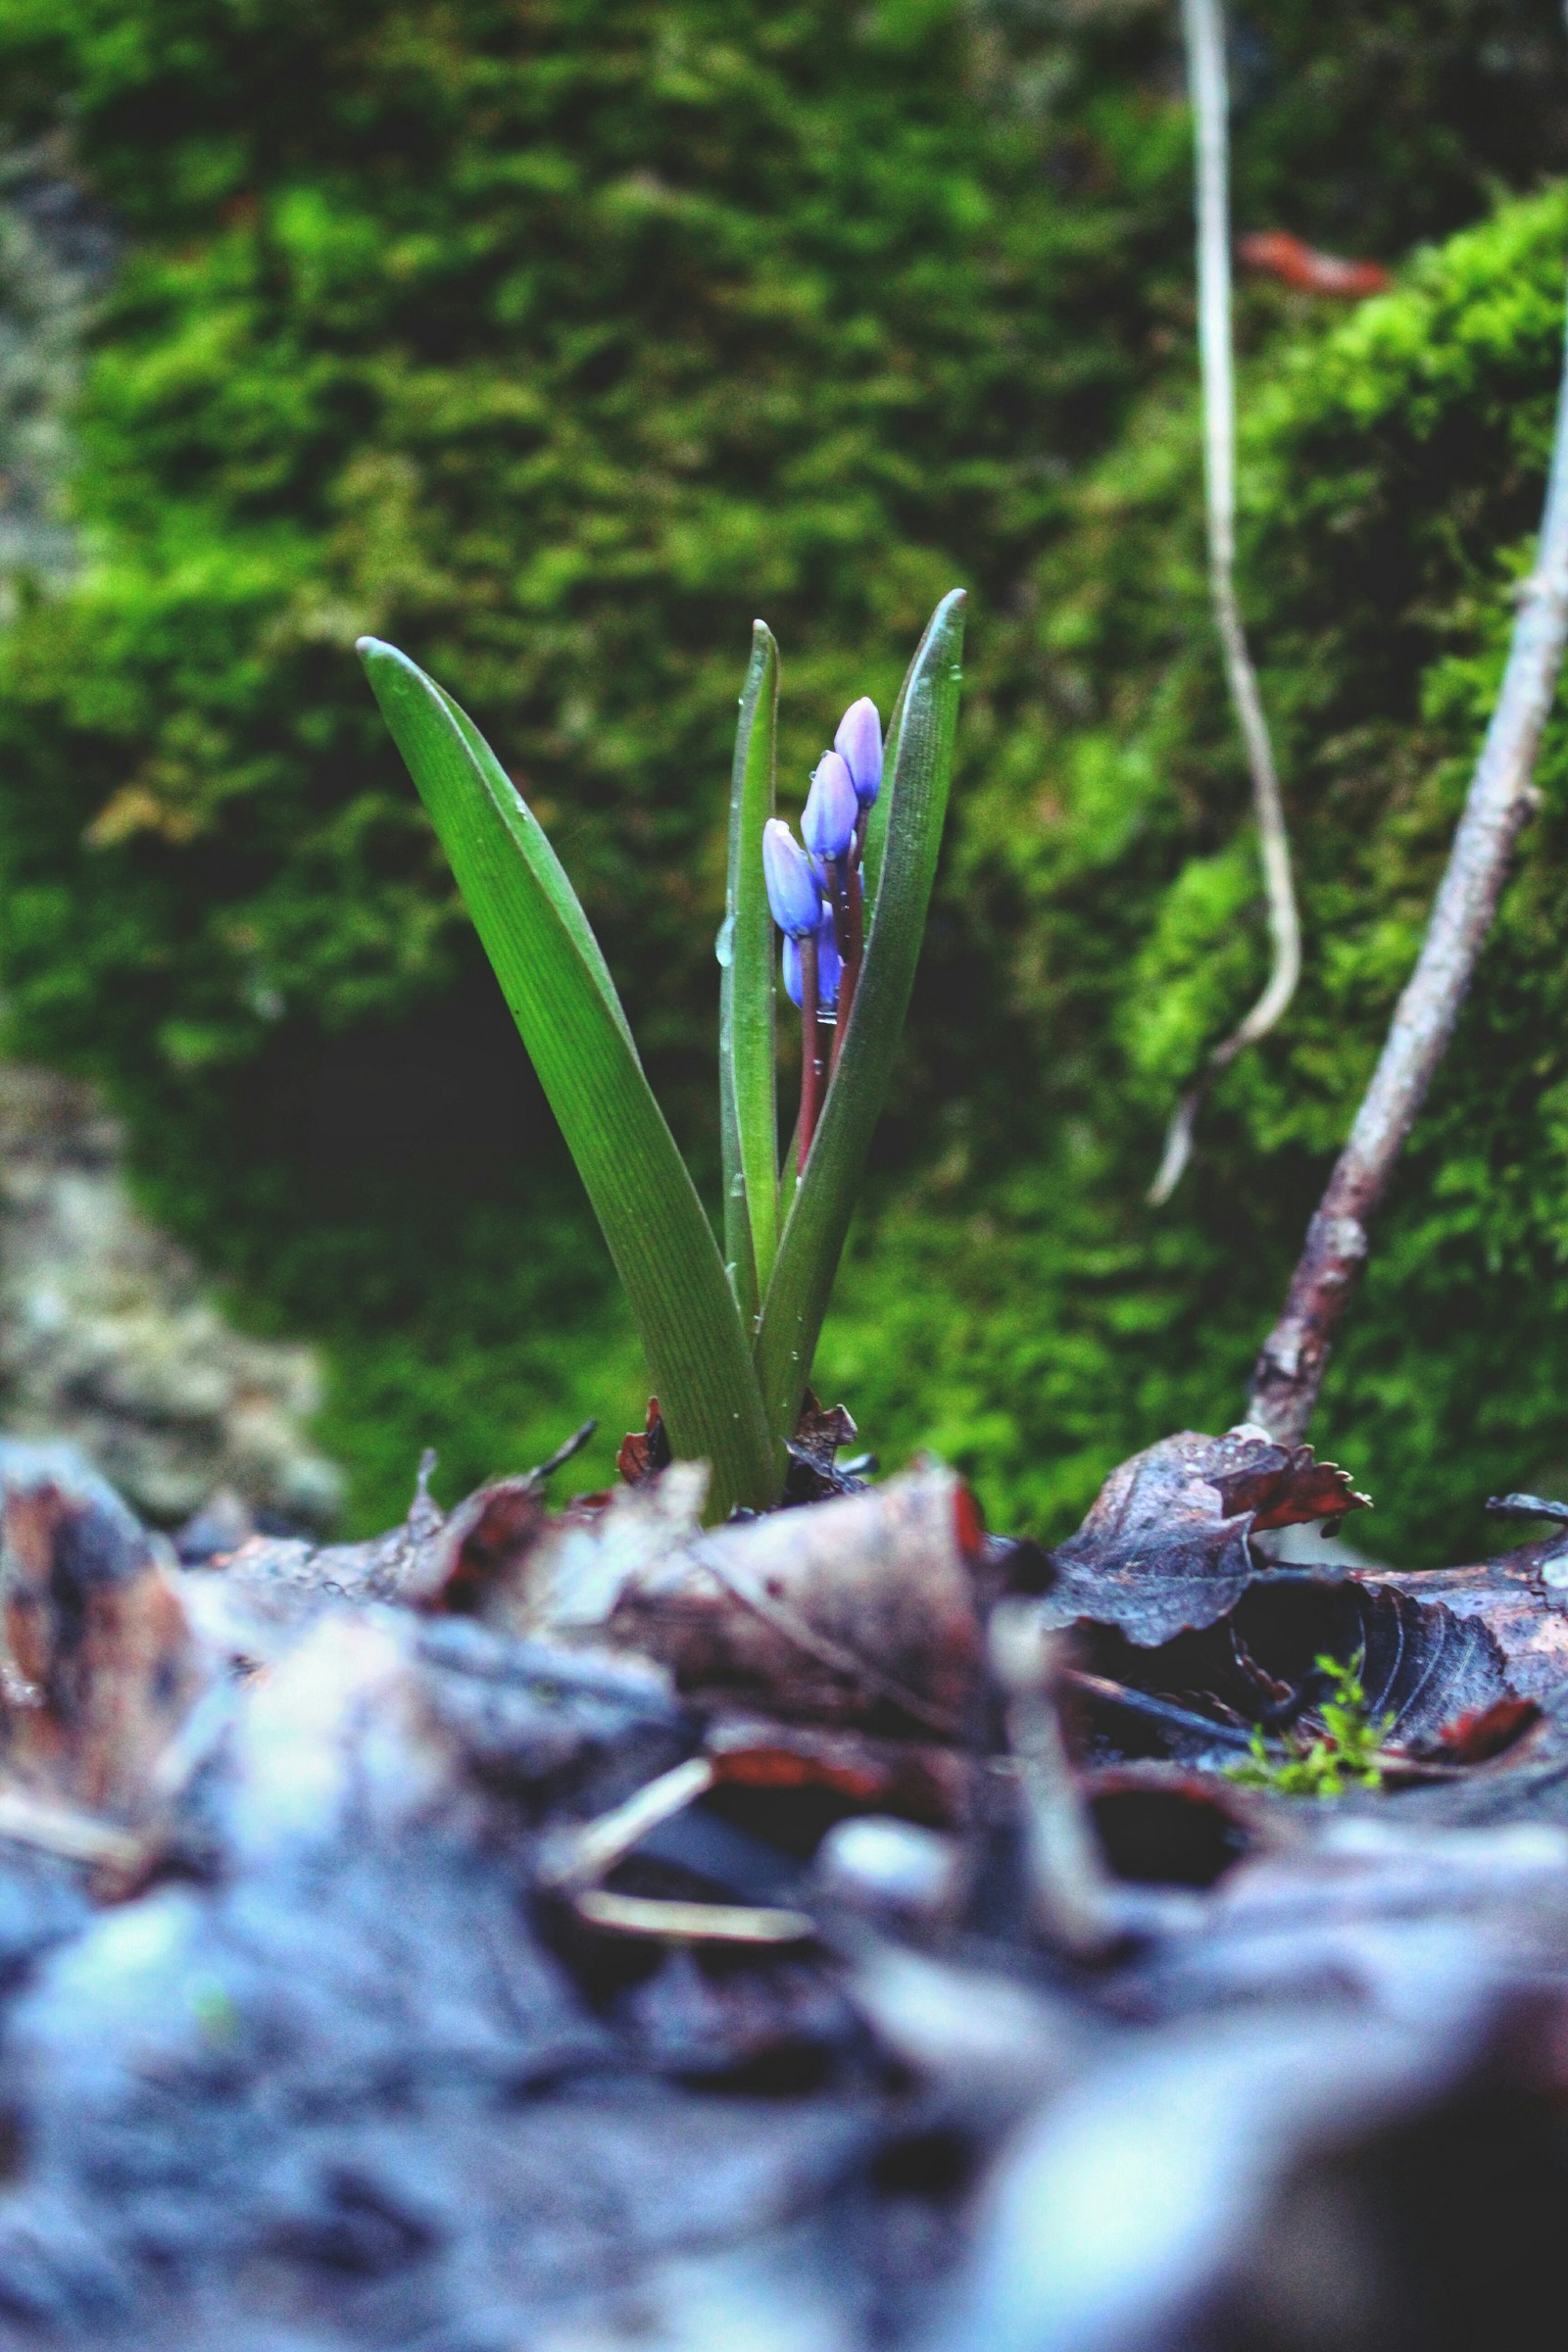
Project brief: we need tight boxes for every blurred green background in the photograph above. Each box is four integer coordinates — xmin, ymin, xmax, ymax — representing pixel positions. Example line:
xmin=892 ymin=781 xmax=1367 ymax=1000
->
xmin=5 ymin=0 xmax=1568 ymax=1557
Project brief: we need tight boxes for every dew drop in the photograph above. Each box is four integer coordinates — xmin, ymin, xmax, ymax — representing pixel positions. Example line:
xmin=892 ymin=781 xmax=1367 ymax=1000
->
xmin=714 ymin=914 xmax=735 ymax=968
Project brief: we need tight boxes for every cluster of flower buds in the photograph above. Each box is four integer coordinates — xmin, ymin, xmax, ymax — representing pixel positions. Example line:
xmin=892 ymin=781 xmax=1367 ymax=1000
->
xmin=762 ymin=696 xmax=883 ymax=1170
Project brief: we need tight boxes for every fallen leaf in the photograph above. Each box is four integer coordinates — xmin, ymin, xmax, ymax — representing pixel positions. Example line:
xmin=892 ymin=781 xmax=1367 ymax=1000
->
xmin=0 ymin=1455 xmax=210 ymax=1822
xmin=617 ymin=1396 xmax=672 ymax=1487
xmin=1361 ymin=1544 xmax=1568 ymax=1704
xmin=1044 ymin=1428 xmax=1369 ymax=1647
xmin=1416 ymin=1695 xmax=1543 ymax=1766
xmin=783 ymin=1394 xmax=865 ymax=1504
xmin=605 ymin=1465 xmax=989 ymax=1740
xmin=1066 ymin=1575 xmax=1522 ymax=1770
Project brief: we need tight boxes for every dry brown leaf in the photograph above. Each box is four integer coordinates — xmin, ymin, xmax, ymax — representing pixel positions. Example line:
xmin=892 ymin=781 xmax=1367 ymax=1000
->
xmin=0 ymin=1471 xmax=210 ymax=1823
xmin=604 ymin=1464 xmax=988 ymax=1740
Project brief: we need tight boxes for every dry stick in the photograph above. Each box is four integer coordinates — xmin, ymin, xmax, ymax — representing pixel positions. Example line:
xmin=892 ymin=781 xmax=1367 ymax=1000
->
xmin=1249 ymin=294 xmax=1568 ymax=1444
xmin=1149 ymin=0 xmax=1301 ymax=1206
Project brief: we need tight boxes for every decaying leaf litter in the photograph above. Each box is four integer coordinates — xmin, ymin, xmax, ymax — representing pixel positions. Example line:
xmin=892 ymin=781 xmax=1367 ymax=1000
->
xmin=3 ymin=1410 xmax=1568 ymax=2350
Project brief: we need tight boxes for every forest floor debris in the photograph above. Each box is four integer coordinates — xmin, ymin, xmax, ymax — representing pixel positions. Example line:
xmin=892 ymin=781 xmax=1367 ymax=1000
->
xmin=0 ymin=1428 xmax=1565 ymax=2346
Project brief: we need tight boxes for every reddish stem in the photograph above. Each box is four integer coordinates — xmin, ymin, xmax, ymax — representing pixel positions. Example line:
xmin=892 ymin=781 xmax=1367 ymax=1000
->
xmin=798 ymin=929 xmax=821 ymax=1175
xmin=831 ymin=862 xmax=863 ymax=1073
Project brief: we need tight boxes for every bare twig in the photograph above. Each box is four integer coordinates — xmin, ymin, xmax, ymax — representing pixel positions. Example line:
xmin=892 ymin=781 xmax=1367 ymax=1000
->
xmin=990 ymin=1605 xmax=1122 ymax=1960
xmin=0 ymin=1782 xmax=145 ymax=1871
xmin=535 ymin=1754 xmax=816 ymax=1944
xmin=1060 ymin=1666 xmax=1252 ymax=1754
xmin=532 ymin=1418 xmax=598 ymax=1482
xmin=1249 ymin=295 xmax=1568 ymax=1443
xmin=536 ymin=1756 xmax=716 ymax=1893
xmin=1150 ymin=0 xmax=1301 ymax=1205
xmin=571 ymin=1890 xmax=815 ymax=1943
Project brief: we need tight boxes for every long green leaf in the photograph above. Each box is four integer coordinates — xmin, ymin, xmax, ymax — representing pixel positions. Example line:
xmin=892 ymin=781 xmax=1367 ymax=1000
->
xmin=754 ymin=590 xmax=966 ymax=1445
xmin=359 ymin=637 xmax=779 ymax=1520
xmin=858 ymin=635 xmax=909 ymax=910
xmin=430 ymin=678 xmax=635 ymax=1054
xmin=719 ymin=622 xmax=780 ymax=1326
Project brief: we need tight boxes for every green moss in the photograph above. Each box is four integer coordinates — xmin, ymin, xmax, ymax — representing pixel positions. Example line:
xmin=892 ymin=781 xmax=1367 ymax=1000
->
xmin=826 ymin=181 xmax=1568 ymax=1560
xmin=1228 ymin=1654 xmax=1391 ymax=1797
xmin=5 ymin=2 xmax=1568 ymax=1538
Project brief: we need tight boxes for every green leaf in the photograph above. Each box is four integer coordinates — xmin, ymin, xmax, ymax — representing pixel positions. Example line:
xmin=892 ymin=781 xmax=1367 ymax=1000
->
xmin=755 ymin=590 xmax=966 ymax=1445
xmin=719 ymin=622 xmax=780 ymax=1329
xmin=359 ymin=637 xmax=780 ymax=1521
xmin=428 ymin=677 xmax=635 ymax=1054
xmin=858 ymin=639 xmax=906 ymax=910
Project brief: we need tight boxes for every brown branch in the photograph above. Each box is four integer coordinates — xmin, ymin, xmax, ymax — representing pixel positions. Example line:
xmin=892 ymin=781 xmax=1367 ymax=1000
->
xmin=1150 ymin=0 xmax=1301 ymax=1206
xmin=1249 ymin=293 xmax=1568 ymax=1442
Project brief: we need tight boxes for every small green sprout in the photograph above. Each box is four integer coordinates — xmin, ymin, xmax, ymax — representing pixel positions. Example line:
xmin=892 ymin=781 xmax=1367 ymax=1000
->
xmin=359 ymin=595 xmax=965 ymax=1521
xmin=1228 ymin=1652 xmax=1393 ymax=1797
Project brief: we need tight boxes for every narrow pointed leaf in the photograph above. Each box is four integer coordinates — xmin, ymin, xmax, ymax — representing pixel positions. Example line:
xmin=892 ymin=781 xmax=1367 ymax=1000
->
xmin=359 ymin=638 xmax=778 ymax=1520
xmin=858 ymin=642 xmax=910 ymax=909
xmin=430 ymin=677 xmax=635 ymax=1054
xmin=719 ymin=623 xmax=780 ymax=1326
xmin=755 ymin=591 xmax=966 ymax=1443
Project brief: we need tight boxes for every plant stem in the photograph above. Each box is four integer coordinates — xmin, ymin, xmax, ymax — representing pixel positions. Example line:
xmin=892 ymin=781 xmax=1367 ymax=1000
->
xmin=1248 ymin=289 xmax=1568 ymax=1444
xmin=798 ymin=928 xmax=821 ymax=1175
xmin=1150 ymin=0 xmax=1301 ymax=1206
xmin=832 ymin=858 xmax=864 ymax=1072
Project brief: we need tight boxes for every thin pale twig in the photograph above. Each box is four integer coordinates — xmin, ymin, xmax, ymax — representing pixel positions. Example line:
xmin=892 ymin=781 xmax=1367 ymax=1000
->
xmin=1150 ymin=0 xmax=1301 ymax=1205
xmin=572 ymin=1889 xmax=815 ymax=1943
xmin=535 ymin=1753 xmax=817 ymax=1944
xmin=992 ymin=1606 xmax=1123 ymax=1959
xmin=536 ymin=1756 xmax=715 ymax=1892
xmin=0 ymin=1783 xmax=145 ymax=1870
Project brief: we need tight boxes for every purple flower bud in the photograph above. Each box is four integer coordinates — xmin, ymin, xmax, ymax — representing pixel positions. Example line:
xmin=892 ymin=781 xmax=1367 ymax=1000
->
xmin=763 ymin=818 xmax=823 ymax=939
xmin=834 ymin=697 xmax=883 ymax=808
xmin=802 ymin=752 xmax=858 ymax=863
xmin=781 ymin=909 xmax=841 ymax=1011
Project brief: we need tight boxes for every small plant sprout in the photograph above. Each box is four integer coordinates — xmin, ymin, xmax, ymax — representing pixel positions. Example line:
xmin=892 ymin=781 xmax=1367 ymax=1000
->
xmin=359 ymin=592 xmax=965 ymax=1521
xmin=1228 ymin=1652 xmax=1393 ymax=1797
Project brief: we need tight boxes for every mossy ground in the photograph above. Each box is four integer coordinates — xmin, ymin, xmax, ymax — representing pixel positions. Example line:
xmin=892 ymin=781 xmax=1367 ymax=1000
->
xmin=5 ymin=2 xmax=1568 ymax=1548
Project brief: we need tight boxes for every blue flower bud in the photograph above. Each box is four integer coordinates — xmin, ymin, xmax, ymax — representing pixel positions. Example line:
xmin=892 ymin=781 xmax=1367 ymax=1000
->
xmin=781 ymin=908 xmax=842 ymax=1010
xmin=802 ymin=751 xmax=858 ymax=863
xmin=834 ymin=696 xmax=883 ymax=808
xmin=763 ymin=818 xmax=823 ymax=939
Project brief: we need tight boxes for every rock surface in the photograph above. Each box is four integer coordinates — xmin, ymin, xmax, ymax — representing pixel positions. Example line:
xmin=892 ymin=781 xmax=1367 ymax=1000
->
xmin=0 ymin=1065 xmax=341 ymax=1527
